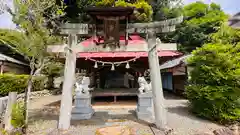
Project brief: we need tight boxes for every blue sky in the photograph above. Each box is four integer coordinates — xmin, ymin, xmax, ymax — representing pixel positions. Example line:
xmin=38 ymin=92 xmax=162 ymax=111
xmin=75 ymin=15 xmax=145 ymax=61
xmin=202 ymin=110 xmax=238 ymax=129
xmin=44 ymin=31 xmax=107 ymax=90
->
xmin=183 ymin=0 xmax=239 ymax=14
xmin=0 ymin=0 xmax=239 ymax=29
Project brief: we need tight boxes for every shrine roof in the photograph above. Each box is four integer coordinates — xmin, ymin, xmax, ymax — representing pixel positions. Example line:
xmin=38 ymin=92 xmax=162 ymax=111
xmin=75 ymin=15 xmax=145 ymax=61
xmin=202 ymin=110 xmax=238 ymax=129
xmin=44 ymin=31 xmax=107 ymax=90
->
xmin=81 ymin=35 xmax=146 ymax=47
xmin=159 ymin=55 xmax=191 ymax=70
xmin=0 ymin=53 xmax=28 ymax=66
xmin=47 ymin=35 xmax=182 ymax=58
xmin=79 ymin=35 xmax=178 ymax=52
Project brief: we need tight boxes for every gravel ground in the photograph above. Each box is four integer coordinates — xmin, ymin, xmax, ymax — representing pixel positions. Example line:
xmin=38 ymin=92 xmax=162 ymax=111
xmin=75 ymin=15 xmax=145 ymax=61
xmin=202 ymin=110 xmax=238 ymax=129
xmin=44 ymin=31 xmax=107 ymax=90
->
xmin=27 ymin=93 xmax=224 ymax=135
xmin=28 ymin=109 xmax=155 ymax=135
xmin=164 ymin=94 xmax=223 ymax=135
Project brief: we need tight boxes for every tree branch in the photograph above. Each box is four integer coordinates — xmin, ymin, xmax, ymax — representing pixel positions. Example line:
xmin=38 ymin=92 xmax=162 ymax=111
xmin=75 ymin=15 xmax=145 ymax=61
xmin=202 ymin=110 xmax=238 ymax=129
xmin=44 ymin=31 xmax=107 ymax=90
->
xmin=33 ymin=59 xmax=48 ymax=76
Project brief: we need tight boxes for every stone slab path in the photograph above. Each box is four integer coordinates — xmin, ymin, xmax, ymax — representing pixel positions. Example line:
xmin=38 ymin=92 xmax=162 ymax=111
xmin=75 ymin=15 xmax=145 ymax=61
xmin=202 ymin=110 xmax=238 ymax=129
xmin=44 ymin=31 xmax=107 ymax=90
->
xmin=28 ymin=93 xmax=224 ymax=135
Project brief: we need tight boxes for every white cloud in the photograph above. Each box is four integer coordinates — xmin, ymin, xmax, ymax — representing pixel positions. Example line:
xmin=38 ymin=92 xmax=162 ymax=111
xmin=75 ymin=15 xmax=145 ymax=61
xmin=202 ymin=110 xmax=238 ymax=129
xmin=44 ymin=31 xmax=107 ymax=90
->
xmin=0 ymin=0 xmax=16 ymax=29
xmin=0 ymin=12 xmax=16 ymax=29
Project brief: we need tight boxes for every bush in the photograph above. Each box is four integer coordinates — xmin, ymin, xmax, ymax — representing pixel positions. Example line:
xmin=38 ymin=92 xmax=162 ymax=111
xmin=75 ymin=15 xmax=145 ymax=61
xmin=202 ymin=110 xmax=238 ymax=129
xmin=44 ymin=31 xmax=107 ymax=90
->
xmin=0 ymin=74 xmax=47 ymax=96
xmin=32 ymin=76 xmax=47 ymax=91
xmin=186 ymin=43 xmax=240 ymax=124
xmin=11 ymin=102 xmax=25 ymax=128
xmin=41 ymin=62 xmax=64 ymax=89
xmin=0 ymin=74 xmax=28 ymax=96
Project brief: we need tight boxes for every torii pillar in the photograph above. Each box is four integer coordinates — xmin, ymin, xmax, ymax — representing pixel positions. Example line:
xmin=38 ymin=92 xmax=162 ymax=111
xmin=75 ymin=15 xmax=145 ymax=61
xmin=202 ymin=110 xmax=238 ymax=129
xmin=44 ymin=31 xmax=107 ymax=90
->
xmin=147 ymin=28 xmax=167 ymax=130
xmin=129 ymin=16 xmax=183 ymax=131
xmin=58 ymin=34 xmax=77 ymax=130
xmin=57 ymin=23 xmax=88 ymax=130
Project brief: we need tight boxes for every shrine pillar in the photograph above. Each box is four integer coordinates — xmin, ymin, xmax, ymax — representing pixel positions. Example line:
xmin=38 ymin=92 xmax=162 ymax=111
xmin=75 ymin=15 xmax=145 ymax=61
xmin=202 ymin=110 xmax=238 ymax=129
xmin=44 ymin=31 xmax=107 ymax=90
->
xmin=147 ymin=28 xmax=167 ymax=130
xmin=58 ymin=34 xmax=77 ymax=130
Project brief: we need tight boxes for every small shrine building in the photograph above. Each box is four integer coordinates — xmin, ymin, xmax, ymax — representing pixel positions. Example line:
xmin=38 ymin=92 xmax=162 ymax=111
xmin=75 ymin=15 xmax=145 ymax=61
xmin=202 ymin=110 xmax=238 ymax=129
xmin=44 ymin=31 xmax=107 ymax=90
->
xmin=48 ymin=6 xmax=185 ymax=102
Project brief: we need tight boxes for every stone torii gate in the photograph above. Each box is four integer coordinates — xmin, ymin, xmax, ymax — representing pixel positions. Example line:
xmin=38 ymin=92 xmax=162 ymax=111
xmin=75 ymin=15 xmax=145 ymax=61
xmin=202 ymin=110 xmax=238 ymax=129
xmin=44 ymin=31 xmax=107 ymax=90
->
xmin=57 ymin=16 xmax=183 ymax=130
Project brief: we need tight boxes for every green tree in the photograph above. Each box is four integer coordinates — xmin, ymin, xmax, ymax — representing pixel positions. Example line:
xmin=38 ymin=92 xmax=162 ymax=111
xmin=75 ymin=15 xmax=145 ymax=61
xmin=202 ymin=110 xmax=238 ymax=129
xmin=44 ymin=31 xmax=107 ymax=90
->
xmin=115 ymin=0 xmax=153 ymax=22
xmin=75 ymin=0 xmax=96 ymax=23
xmin=211 ymin=23 xmax=240 ymax=45
xmin=41 ymin=61 xmax=64 ymax=89
xmin=151 ymin=0 xmax=182 ymax=20
xmin=71 ymin=0 xmax=181 ymax=23
xmin=186 ymin=24 xmax=240 ymax=124
xmin=0 ymin=0 xmax=65 ymax=131
xmin=175 ymin=1 xmax=227 ymax=53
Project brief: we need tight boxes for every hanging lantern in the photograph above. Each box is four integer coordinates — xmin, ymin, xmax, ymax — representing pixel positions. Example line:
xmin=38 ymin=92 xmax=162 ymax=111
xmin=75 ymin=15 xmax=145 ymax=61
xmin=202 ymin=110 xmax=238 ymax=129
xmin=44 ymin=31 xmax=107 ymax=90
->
xmin=94 ymin=62 xmax=98 ymax=68
xmin=125 ymin=62 xmax=130 ymax=69
xmin=111 ymin=63 xmax=115 ymax=71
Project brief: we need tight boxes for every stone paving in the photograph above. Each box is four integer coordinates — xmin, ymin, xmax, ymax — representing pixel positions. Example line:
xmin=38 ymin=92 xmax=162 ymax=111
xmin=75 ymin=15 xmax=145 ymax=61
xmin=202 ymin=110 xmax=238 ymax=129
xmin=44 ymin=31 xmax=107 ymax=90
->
xmin=28 ymin=93 xmax=224 ymax=135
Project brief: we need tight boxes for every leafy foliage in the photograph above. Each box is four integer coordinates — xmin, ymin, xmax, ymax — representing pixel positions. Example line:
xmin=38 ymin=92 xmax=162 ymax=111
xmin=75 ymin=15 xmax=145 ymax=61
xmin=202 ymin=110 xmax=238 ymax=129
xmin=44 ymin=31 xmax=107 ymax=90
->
xmin=0 ymin=1 xmax=64 ymax=127
xmin=0 ymin=74 xmax=28 ymax=96
xmin=151 ymin=0 xmax=182 ymax=21
xmin=5 ymin=0 xmax=64 ymax=65
xmin=41 ymin=61 xmax=64 ymax=89
xmin=75 ymin=0 xmax=96 ymax=23
xmin=1 ymin=0 xmax=65 ymax=129
xmin=96 ymin=0 xmax=115 ymax=7
xmin=95 ymin=0 xmax=153 ymax=22
xmin=70 ymin=0 xmax=181 ymax=23
xmin=186 ymin=24 xmax=240 ymax=123
xmin=0 ymin=74 xmax=46 ymax=96
xmin=32 ymin=76 xmax=47 ymax=91
xmin=0 ymin=29 xmax=25 ymax=49
xmin=11 ymin=102 xmax=25 ymax=128
xmin=131 ymin=0 xmax=153 ymax=22
xmin=211 ymin=23 xmax=240 ymax=45
xmin=41 ymin=62 xmax=64 ymax=77
xmin=174 ymin=2 xmax=227 ymax=53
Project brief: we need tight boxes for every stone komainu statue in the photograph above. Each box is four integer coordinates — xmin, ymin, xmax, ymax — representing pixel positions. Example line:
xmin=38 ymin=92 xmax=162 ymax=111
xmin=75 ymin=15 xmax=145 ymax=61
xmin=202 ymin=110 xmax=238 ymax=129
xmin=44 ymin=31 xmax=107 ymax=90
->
xmin=137 ymin=76 xmax=152 ymax=94
xmin=75 ymin=76 xmax=93 ymax=96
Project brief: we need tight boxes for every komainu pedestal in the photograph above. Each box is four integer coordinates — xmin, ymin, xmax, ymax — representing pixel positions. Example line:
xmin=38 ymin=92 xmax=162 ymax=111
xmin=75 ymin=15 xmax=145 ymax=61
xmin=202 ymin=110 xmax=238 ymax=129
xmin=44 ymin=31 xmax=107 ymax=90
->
xmin=136 ymin=76 xmax=155 ymax=123
xmin=136 ymin=92 xmax=155 ymax=123
xmin=71 ymin=94 xmax=94 ymax=120
xmin=71 ymin=76 xmax=94 ymax=120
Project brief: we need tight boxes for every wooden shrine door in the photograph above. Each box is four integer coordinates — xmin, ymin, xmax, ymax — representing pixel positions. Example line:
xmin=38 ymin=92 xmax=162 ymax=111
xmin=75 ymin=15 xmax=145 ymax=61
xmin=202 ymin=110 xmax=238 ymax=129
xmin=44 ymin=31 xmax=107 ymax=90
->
xmin=103 ymin=17 xmax=120 ymax=47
